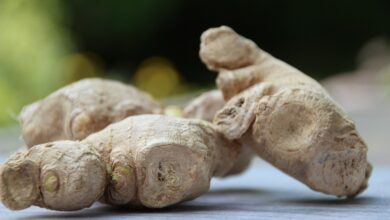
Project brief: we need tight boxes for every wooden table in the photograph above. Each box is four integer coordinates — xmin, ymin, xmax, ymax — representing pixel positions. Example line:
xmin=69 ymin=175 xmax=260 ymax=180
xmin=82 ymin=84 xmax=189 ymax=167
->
xmin=0 ymin=161 xmax=388 ymax=220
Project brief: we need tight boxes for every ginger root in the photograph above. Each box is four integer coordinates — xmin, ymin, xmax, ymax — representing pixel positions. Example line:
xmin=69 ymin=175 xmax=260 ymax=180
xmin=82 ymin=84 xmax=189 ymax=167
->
xmin=183 ymin=90 xmax=225 ymax=122
xmin=200 ymin=26 xmax=371 ymax=197
xmin=20 ymin=78 xmax=162 ymax=147
xmin=0 ymin=115 xmax=239 ymax=211
xmin=183 ymin=90 xmax=254 ymax=176
xmin=0 ymin=141 xmax=106 ymax=211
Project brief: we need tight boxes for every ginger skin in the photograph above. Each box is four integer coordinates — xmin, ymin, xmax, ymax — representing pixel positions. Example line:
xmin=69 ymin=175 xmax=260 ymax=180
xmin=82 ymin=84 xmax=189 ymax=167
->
xmin=20 ymin=78 xmax=162 ymax=148
xmin=200 ymin=26 xmax=371 ymax=197
xmin=0 ymin=115 xmax=239 ymax=211
xmin=0 ymin=141 xmax=106 ymax=211
xmin=183 ymin=90 xmax=225 ymax=122
xmin=183 ymin=90 xmax=254 ymax=176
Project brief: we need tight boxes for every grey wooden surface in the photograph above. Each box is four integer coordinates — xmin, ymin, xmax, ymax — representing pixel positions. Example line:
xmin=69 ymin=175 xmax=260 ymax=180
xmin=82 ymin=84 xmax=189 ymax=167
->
xmin=0 ymin=109 xmax=389 ymax=220
xmin=0 ymin=161 xmax=388 ymax=220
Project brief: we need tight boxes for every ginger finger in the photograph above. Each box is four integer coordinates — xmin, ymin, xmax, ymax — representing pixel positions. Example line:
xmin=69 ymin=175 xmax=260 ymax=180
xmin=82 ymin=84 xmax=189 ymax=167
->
xmin=200 ymin=26 xmax=371 ymax=197
xmin=20 ymin=78 xmax=162 ymax=147
xmin=0 ymin=141 xmax=106 ymax=210
xmin=1 ymin=115 xmax=239 ymax=211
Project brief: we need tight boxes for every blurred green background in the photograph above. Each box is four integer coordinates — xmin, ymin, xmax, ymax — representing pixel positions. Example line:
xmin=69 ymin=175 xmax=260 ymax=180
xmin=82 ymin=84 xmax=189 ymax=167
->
xmin=0 ymin=0 xmax=389 ymax=125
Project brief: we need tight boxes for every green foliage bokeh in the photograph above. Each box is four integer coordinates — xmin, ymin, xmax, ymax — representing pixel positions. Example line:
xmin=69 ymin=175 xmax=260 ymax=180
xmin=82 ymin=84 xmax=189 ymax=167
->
xmin=0 ymin=0 xmax=73 ymax=125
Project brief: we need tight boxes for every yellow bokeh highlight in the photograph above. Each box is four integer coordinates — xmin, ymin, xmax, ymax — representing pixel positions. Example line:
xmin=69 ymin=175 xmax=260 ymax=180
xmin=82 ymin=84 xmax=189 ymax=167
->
xmin=61 ymin=53 xmax=104 ymax=83
xmin=133 ymin=57 xmax=180 ymax=99
xmin=164 ymin=105 xmax=183 ymax=117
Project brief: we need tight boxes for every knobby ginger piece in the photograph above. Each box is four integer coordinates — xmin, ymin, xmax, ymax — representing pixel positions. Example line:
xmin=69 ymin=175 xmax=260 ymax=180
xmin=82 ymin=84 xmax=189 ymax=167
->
xmin=20 ymin=78 xmax=162 ymax=147
xmin=0 ymin=115 xmax=239 ymax=211
xmin=183 ymin=90 xmax=225 ymax=122
xmin=200 ymin=26 xmax=371 ymax=197
xmin=183 ymin=89 xmax=254 ymax=176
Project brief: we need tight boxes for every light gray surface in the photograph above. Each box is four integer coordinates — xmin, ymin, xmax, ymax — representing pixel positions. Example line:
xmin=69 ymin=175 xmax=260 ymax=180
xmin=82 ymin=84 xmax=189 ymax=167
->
xmin=0 ymin=158 xmax=389 ymax=220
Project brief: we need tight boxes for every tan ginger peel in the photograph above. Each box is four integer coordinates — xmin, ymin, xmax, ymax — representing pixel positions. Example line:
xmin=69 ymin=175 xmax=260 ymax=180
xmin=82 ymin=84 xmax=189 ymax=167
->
xmin=0 ymin=115 xmax=239 ymax=211
xmin=200 ymin=26 xmax=371 ymax=197
xmin=20 ymin=78 xmax=162 ymax=147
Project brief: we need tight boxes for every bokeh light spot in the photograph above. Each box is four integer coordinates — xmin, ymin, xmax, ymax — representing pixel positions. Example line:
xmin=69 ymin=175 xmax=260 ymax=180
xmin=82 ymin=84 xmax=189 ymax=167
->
xmin=62 ymin=52 xmax=104 ymax=83
xmin=133 ymin=57 xmax=180 ymax=98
